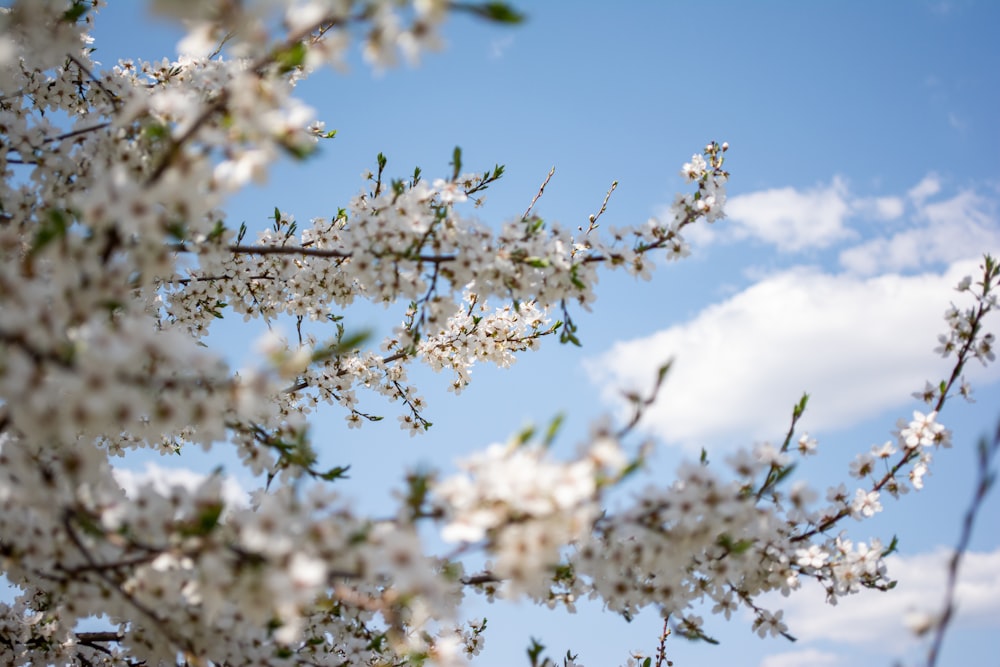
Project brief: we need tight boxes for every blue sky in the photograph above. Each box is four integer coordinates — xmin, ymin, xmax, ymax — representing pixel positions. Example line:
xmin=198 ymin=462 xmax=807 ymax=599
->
xmin=89 ymin=2 xmax=1000 ymax=666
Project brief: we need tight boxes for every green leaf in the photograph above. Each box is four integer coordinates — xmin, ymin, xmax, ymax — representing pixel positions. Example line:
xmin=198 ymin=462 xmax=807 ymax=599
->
xmin=793 ymin=392 xmax=810 ymax=419
xmin=179 ymin=502 xmax=224 ymax=537
xmin=207 ymin=220 xmax=227 ymax=242
xmin=455 ymin=2 xmax=527 ymax=24
xmin=526 ymin=638 xmax=546 ymax=667
xmin=31 ymin=209 xmax=69 ymax=257
xmin=318 ymin=465 xmax=350 ymax=482
xmin=450 ymin=146 xmax=463 ymax=180
xmin=367 ymin=633 xmax=386 ymax=652
xmin=882 ymin=534 xmax=900 ymax=557
xmin=514 ymin=424 xmax=536 ymax=445
xmin=279 ymin=139 xmax=315 ymax=160
xmin=771 ymin=463 xmax=797 ymax=487
xmin=542 ymin=414 xmax=564 ymax=447
xmin=311 ymin=330 xmax=371 ymax=364
xmin=62 ymin=1 xmax=90 ymax=24
xmin=166 ymin=221 xmax=187 ymax=241
xmin=404 ymin=470 xmax=434 ymax=519
xmin=559 ymin=330 xmax=581 ymax=347
xmin=274 ymin=41 xmax=307 ymax=73
xmin=141 ymin=121 xmax=170 ymax=142
xmin=716 ymin=533 xmax=755 ymax=555
xmin=655 ymin=360 xmax=673 ymax=387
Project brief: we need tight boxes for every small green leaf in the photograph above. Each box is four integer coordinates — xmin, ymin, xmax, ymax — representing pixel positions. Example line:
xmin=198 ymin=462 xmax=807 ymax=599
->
xmin=31 ymin=209 xmax=69 ymax=257
xmin=716 ymin=533 xmax=755 ymax=555
xmin=526 ymin=638 xmax=546 ymax=667
xmin=179 ymin=502 xmax=224 ymax=537
xmin=514 ymin=424 xmax=536 ymax=446
xmin=542 ymin=414 xmax=564 ymax=447
xmin=882 ymin=534 xmax=900 ymax=557
xmin=772 ymin=464 xmax=796 ymax=486
xmin=319 ymin=465 xmax=350 ymax=482
xmin=274 ymin=41 xmax=307 ymax=73
xmin=166 ymin=221 xmax=186 ymax=241
xmin=367 ymin=633 xmax=386 ymax=652
xmin=793 ymin=392 xmax=810 ymax=418
xmin=455 ymin=2 xmax=526 ymax=24
xmin=62 ymin=1 xmax=90 ymax=24
xmin=451 ymin=145 xmax=462 ymax=180
xmin=207 ymin=220 xmax=227 ymax=242
xmin=142 ymin=121 xmax=170 ymax=141
xmin=279 ymin=140 xmax=315 ymax=160
xmin=311 ymin=330 xmax=371 ymax=363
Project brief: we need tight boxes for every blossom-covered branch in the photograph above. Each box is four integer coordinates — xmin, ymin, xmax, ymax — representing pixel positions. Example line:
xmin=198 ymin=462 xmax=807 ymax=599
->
xmin=0 ymin=2 xmax=995 ymax=666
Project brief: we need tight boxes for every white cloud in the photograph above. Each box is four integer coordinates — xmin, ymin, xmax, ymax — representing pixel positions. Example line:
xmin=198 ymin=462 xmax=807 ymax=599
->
xmin=722 ymin=177 xmax=854 ymax=252
xmin=908 ymin=174 xmax=941 ymax=204
xmin=853 ymin=195 xmax=904 ymax=221
xmin=113 ymin=461 xmax=249 ymax=508
xmin=490 ymin=35 xmax=515 ymax=59
xmin=585 ymin=259 xmax=991 ymax=452
xmin=685 ymin=173 xmax=999 ymax=269
xmin=948 ymin=112 xmax=967 ymax=132
xmin=758 ymin=648 xmax=843 ymax=667
xmin=760 ymin=546 xmax=1000 ymax=653
xmin=840 ymin=189 xmax=1000 ymax=275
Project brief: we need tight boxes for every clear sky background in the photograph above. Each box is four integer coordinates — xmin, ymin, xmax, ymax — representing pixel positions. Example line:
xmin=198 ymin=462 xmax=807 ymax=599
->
xmin=86 ymin=2 xmax=1000 ymax=666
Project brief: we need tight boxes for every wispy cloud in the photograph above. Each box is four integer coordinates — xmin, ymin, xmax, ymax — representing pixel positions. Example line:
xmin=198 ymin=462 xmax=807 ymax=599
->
xmin=490 ymin=35 xmax=515 ymax=60
xmin=840 ymin=188 xmax=1000 ymax=275
xmin=908 ymin=174 xmax=941 ymax=203
xmin=585 ymin=260 xmax=988 ymax=452
xmin=758 ymin=546 xmax=1000 ymax=655
xmin=853 ymin=195 xmax=905 ymax=221
xmin=947 ymin=111 xmax=967 ymax=132
xmin=759 ymin=648 xmax=844 ymax=667
xmin=684 ymin=173 xmax=999 ymax=273
xmin=709 ymin=177 xmax=855 ymax=252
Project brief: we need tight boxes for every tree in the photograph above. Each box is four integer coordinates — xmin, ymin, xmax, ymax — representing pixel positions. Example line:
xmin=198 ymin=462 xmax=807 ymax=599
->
xmin=0 ymin=2 xmax=996 ymax=666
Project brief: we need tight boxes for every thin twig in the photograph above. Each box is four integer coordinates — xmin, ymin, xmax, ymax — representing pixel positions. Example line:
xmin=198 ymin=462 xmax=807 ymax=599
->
xmin=522 ymin=166 xmax=554 ymax=221
xmin=145 ymin=12 xmax=359 ymax=187
xmin=926 ymin=417 xmax=1000 ymax=667
xmin=66 ymin=52 xmax=120 ymax=110
xmin=793 ymin=269 xmax=996 ymax=542
xmin=654 ymin=615 xmax=671 ymax=667
xmin=586 ymin=180 xmax=618 ymax=233
xmin=62 ymin=510 xmax=194 ymax=656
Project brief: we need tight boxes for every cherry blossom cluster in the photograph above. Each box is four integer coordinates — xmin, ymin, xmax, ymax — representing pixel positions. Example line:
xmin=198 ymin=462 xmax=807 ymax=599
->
xmin=0 ymin=1 xmax=996 ymax=666
xmin=451 ymin=264 xmax=998 ymax=652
